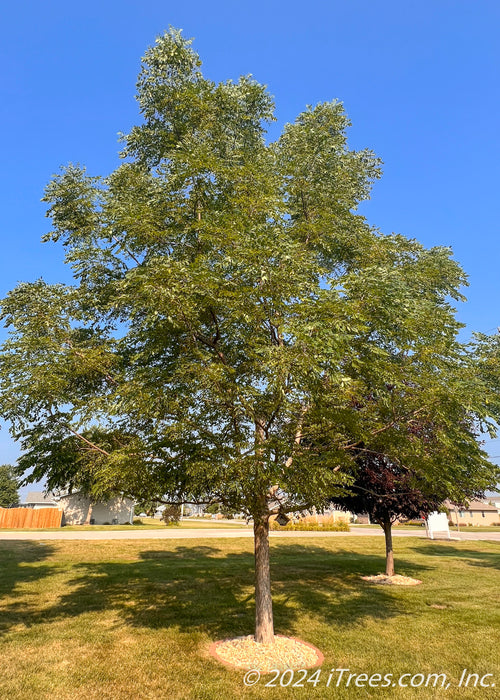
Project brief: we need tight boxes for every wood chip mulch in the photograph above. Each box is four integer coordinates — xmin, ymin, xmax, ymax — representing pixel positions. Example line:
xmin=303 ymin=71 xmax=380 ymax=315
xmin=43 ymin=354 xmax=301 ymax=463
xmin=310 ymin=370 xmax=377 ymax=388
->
xmin=209 ymin=635 xmax=324 ymax=672
xmin=361 ymin=574 xmax=422 ymax=586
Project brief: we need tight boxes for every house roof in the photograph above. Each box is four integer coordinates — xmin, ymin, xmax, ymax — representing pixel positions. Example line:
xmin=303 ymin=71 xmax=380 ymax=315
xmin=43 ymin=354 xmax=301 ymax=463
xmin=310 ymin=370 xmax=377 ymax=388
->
xmin=446 ymin=499 xmax=497 ymax=512
xmin=23 ymin=491 xmax=58 ymax=505
xmin=471 ymin=500 xmax=497 ymax=512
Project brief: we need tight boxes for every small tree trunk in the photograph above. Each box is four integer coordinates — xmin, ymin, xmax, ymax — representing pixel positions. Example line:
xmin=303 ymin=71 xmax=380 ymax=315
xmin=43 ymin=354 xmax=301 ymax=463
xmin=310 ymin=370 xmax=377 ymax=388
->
xmin=382 ymin=519 xmax=395 ymax=576
xmin=253 ymin=513 xmax=274 ymax=643
xmin=84 ymin=501 xmax=93 ymax=526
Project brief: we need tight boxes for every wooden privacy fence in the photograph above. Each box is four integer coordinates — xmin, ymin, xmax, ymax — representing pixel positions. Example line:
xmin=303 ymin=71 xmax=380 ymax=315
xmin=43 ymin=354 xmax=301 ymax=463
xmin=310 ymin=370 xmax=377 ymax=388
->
xmin=0 ymin=507 xmax=63 ymax=529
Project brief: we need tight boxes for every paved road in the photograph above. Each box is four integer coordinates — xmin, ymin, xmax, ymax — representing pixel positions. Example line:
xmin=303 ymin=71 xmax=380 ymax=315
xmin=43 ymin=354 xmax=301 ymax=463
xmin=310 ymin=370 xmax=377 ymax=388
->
xmin=0 ymin=527 xmax=498 ymax=542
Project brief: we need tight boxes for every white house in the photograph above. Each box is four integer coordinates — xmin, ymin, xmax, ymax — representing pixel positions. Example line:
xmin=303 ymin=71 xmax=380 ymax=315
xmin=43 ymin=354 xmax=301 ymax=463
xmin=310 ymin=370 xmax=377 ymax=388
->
xmin=57 ymin=492 xmax=134 ymax=525
xmin=22 ymin=490 xmax=134 ymax=525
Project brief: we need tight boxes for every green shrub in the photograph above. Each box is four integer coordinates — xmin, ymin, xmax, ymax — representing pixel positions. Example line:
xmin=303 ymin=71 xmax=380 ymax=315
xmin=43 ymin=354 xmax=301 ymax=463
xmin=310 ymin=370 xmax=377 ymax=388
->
xmin=161 ymin=505 xmax=181 ymax=525
xmin=205 ymin=503 xmax=221 ymax=515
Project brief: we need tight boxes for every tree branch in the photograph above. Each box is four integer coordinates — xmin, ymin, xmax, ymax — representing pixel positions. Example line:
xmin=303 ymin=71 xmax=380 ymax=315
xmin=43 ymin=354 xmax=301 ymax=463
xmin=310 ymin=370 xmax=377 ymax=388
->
xmin=50 ymin=415 xmax=111 ymax=457
xmin=112 ymin=235 xmax=142 ymax=266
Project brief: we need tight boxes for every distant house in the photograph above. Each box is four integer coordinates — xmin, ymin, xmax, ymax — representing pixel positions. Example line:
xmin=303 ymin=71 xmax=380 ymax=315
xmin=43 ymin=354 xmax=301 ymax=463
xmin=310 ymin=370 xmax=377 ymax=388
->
xmin=486 ymin=492 xmax=500 ymax=511
xmin=353 ymin=513 xmax=371 ymax=524
xmin=22 ymin=492 xmax=59 ymax=509
xmin=21 ymin=491 xmax=134 ymax=525
xmin=57 ymin=493 xmax=134 ymax=525
xmin=446 ymin=499 xmax=499 ymax=527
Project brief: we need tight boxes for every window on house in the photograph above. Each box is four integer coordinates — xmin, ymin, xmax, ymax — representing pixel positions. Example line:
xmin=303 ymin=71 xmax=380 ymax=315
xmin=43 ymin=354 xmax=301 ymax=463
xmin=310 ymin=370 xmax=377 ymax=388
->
xmin=459 ymin=511 xmax=464 ymax=517
xmin=470 ymin=512 xmax=473 ymax=518
xmin=482 ymin=512 xmax=485 ymax=518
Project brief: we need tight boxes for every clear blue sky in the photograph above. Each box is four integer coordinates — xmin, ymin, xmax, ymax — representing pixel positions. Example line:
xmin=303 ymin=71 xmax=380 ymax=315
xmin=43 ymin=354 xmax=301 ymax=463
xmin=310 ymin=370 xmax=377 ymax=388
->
xmin=1 ymin=0 xmax=500 ymax=483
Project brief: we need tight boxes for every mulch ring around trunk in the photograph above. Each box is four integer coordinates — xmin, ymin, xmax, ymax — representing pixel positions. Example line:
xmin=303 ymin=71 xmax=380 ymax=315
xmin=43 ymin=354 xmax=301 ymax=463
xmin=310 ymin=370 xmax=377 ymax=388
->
xmin=361 ymin=574 xmax=422 ymax=586
xmin=209 ymin=635 xmax=324 ymax=672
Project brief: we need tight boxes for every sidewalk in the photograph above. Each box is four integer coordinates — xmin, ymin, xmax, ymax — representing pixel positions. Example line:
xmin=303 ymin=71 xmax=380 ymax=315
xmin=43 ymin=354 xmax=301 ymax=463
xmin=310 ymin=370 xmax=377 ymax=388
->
xmin=0 ymin=526 xmax=498 ymax=541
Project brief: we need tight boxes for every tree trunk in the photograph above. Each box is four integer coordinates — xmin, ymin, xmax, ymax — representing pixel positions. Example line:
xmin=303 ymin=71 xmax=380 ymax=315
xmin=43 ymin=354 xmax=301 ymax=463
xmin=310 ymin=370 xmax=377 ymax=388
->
xmin=253 ymin=512 xmax=274 ymax=643
xmin=84 ymin=501 xmax=93 ymax=526
xmin=382 ymin=519 xmax=395 ymax=576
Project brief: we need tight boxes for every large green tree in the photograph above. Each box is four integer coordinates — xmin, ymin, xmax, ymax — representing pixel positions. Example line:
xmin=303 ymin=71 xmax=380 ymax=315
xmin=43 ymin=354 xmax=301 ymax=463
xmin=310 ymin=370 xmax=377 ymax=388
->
xmin=0 ymin=465 xmax=20 ymax=507
xmin=0 ymin=30 xmax=498 ymax=643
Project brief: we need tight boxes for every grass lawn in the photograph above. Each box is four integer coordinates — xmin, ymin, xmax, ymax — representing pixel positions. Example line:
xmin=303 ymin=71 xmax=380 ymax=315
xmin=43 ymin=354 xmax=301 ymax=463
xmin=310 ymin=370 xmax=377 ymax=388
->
xmin=0 ymin=536 xmax=498 ymax=700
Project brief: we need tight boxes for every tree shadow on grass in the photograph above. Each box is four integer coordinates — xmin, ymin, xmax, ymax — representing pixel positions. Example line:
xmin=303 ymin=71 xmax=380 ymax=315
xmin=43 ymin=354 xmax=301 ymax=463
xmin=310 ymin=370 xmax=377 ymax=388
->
xmin=8 ymin=542 xmax=428 ymax=640
xmin=0 ymin=541 xmax=56 ymax=595
xmin=270 ymin=544 xmax=430 ymax=632
xmin=409 ymin=541 xmax=500 ymax=571
xmin=0 ymin=541 xmax=57 ymax=632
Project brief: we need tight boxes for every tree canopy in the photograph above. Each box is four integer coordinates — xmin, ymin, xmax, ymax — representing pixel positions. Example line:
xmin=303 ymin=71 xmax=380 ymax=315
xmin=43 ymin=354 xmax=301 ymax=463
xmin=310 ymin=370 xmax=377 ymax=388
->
xmin=0 ymin=465 xmax=20 ymax=507
xmin=0 ymin=29 xmax=498 ymax=642
xmin=331 ymin=454 xmax=443 ymax=576
xmin=333 ymin=457 xmax=443 ymax=526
